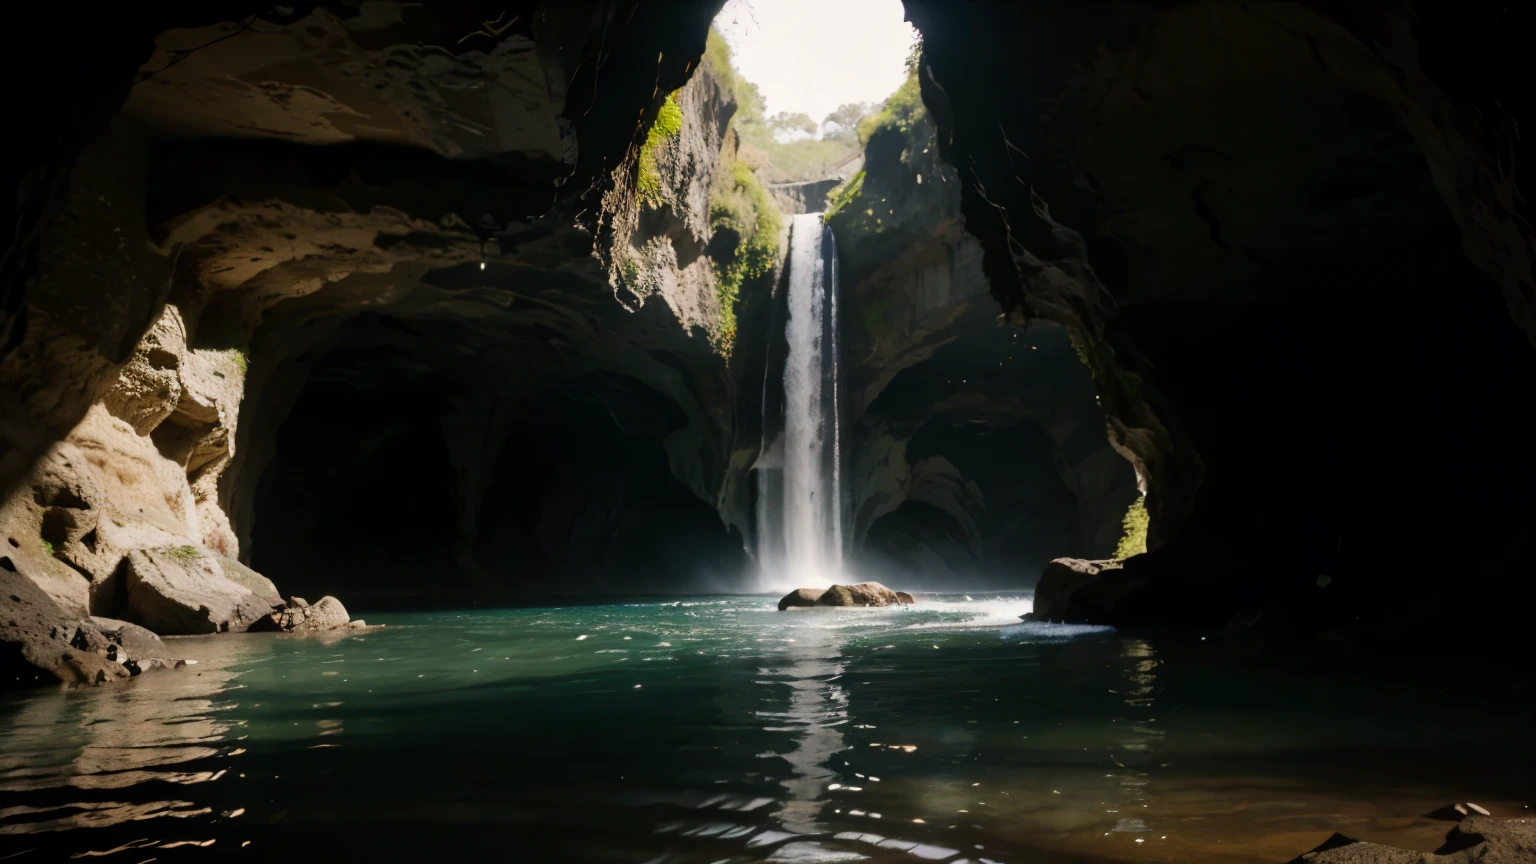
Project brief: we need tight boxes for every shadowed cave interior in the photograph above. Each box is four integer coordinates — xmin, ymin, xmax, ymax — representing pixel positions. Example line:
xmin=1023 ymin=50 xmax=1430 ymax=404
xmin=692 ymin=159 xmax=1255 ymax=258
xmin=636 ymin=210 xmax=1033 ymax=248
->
xmin=1 ymin=1 xmax=1534 ymax=862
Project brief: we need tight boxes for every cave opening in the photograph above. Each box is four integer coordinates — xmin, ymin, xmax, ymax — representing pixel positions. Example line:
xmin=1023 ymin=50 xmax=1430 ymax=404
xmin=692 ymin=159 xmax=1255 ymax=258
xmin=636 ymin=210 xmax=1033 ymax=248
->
xmin=4 ymin=3 xmax=1533 ymax=862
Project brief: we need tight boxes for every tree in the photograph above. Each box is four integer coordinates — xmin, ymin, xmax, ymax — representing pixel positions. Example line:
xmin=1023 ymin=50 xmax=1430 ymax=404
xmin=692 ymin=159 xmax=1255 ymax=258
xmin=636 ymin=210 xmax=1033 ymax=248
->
xmin=768 ymin=111 xmax=817 ymax=141
xmin=822 ymin=102 xmax=874 ymax=141
xmin=905 ymin=35 xmax=922 ymax=76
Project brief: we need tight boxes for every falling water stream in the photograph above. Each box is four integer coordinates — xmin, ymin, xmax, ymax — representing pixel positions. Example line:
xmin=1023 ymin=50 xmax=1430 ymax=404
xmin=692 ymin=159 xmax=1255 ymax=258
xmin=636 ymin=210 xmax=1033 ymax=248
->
xmin=756 ymin=214 xmax=845 ymax=591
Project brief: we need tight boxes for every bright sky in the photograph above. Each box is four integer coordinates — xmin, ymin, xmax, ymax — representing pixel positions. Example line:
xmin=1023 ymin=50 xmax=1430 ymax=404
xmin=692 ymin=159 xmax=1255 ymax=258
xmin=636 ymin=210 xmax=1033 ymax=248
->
xmin=714 ymin=0 xmax=917 ymax=133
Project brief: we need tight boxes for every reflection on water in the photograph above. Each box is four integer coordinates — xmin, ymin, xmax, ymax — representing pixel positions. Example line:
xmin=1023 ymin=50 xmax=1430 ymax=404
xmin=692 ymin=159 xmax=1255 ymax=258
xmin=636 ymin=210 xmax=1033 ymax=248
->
xmin=0 ymin=596 xmax=1529 ymax=863
xmin=764 ymin=623 xmax=846 ymax=834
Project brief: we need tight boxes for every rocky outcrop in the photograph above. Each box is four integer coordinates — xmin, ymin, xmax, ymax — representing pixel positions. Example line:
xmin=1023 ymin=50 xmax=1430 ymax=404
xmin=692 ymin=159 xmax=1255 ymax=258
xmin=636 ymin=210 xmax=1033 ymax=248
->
xmin=815 ymin=582 xmax=902 ymax=608
xmin=904 ymin=1 xmax=1536 ymax=671
xmin=778 ymin=582 xmax=912 ymax=610
xmin=778 ymin=587 xmax=826 ymax=610
xmin=1025 ymin=558 xmax=1129 ymax=624
xmin=1 ymin=0 xmax=768 ymax=660
xmin=270 ymin=596 xmax=351 ymax=633
xmin=1292 ymin=817 xmax=1536 ymax=863
xmin=123 ymin=548 xmax=274 ymax=635
xmin=2 ymin=556 xmax=184 ymax=688
xmin=829 ymin=106 xmax=1138 ymax=586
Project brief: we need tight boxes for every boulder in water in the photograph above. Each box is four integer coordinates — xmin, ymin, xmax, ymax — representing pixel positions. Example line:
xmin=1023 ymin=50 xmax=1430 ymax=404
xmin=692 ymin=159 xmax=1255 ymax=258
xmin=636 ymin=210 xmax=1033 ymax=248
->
xmin=895 ymin=591 xmax=916 ymax=606
xmin=777 ymin=588 xmax=825 ymax=610
xmin=815 ymin=582 xmax=901 ymax=608
xmin=124 ymin=549 xmax=273 ymax=635
xmin=271 ymin=595 xmax=352 ymax=632
xmin=1026 ymin=558 xmax=1139 ymax=624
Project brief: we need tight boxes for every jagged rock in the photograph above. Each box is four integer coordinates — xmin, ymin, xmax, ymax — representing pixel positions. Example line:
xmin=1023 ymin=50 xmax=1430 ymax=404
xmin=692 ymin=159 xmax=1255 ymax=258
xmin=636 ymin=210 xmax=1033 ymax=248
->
xmin=213 ymin=554 xmax=282 ymax=607
xmin=123 ymin=548 xmax=271 ymax=635
xmin=815 ymin=582 xmax=902 ymax=608
xmin=275 ymin=595 xmax=351 ymax=633
xmin=2 ymin=563 xmax=129 ymax=689
xmin=89 ymin=616 xmax=167 ymax=660
xmin=778 ymin=588 xmax=826 ymax=610
xmin=1291 ymin=817 xmax=1535 ymax=863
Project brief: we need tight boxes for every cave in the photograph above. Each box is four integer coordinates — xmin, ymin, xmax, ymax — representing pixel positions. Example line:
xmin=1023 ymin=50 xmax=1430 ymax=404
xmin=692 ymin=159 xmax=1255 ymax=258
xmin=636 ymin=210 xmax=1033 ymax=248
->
xmin=247 ymin=310 xmax=747 ymax=602
xmin=1 ymin=1 xmax=1531 ymax=862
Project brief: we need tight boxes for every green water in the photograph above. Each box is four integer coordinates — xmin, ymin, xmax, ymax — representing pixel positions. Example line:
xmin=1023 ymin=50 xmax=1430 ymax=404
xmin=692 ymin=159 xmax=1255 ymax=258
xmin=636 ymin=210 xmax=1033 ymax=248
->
xmin=0 ymin=595 xmax=1528 ymax=863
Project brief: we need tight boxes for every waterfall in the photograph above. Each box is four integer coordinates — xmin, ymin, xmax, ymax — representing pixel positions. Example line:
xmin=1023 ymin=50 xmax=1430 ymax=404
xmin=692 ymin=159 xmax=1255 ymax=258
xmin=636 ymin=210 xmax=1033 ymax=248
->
xmin=755 ymin=214 xmax=844 ymax=591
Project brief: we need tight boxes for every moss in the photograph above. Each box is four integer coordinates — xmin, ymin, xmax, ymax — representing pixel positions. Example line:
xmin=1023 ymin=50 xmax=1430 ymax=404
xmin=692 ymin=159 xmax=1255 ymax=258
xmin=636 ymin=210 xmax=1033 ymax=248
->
xmin=709 ymin=157 xmax=782 ymax=350
xmin=1072 ymin=341 xmax=1095 ymax=378
xmin=165 ymin=544 xmax=200 ymax=560
xmin=637 ymin=92 xmax=684 ymax=202
xmin=226 ymin=349 xmax=248 ymax=379
xmin=40 ymin=538 xmax=54 ymax=557
xmin=824 ymin=169 xmax=865 ymax=220
xmin=1113 ymin=495 xmax=1150 ymax=560
xmin=857 ymin=70 xmax=925 ymax=145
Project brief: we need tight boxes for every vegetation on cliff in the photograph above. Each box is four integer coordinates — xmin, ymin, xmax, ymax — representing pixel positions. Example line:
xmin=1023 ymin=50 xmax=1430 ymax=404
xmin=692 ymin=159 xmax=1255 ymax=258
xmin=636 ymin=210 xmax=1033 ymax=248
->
xmin=637 ymin=92 xmax=684 ymax=202
xmin=704 ymin=29 xmax=783 ymax=349
xmin=1113 ymin=495 xmax=1150 ymax=559
xmin=705 ymin=29 xmax=864 ymax=182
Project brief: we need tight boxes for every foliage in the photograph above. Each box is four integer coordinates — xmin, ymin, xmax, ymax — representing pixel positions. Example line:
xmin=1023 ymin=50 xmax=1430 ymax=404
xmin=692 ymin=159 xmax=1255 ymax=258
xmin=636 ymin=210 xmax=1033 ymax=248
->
xmin=824 ymin=169 xmax=866 ymax=220
xmin=41 ymin=538 xmax=54 ymax=556
xmin=226 ymin=349 xmax=248 ymax=379
xmin=705 ymin=27 xmax=858 ymax=182
xmin=1113 ymin=495 xmax=1150 ymax=560
xmin=709 ymin=158 xmax=782 ymax=349
xmin=857 ymin=69 xmax=925 ymax=145
xmin=165 ymin=544 xmax=200 ymax=560
xmin=769 ymin=111 xmax=817 ymax=140
xmin=823 ymin=102 xmax=875 ymax=141
xmin=637 ymin=91 xmax=684 ymax=202
xmin=904 ymin=34 xmax=923 ymax=76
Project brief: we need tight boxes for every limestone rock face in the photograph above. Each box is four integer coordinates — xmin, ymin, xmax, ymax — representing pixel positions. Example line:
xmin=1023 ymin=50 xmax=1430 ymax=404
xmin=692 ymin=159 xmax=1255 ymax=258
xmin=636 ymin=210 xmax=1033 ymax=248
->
xmin=124 ymin=549 xmax=274 ymax=635
xmin=2 ymin=561 xmax=130 ymax=690
xmin=777 ymin=587 xmax=826 ymax=610
xmin=88 ymin=617 xmax=167 ymax=661
xmin=815 ymin=582 xmax=902 ymax=608
xmin=829 ymin=110 xmax=1138 ymax=588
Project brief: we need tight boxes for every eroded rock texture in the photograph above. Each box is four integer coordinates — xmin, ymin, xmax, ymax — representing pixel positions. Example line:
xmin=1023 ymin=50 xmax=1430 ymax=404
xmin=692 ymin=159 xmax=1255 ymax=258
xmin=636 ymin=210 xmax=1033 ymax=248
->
xmin=0 ymin=0 xmax=747 ymax=683
xmin=830 ymin=112 xmax=1138 ymax=587
xmin=905 ymin=0 xmax=1536 ymax=666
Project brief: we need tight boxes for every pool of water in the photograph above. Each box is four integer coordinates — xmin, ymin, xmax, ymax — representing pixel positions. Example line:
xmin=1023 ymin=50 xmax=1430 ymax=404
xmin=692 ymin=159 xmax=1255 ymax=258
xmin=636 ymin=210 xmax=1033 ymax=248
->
xmin=0 ymin=594 xmax=1529 ymax=862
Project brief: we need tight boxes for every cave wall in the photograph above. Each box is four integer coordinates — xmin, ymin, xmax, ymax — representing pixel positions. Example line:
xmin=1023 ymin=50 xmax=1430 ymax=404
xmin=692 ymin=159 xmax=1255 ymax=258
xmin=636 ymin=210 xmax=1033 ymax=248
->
xmin=1 ymin=0 xmax=756 ymax=684
xmin=829 ymin=111 xmax=1139 ymax=587
xmin=904 ymin=0 xmax=1536 ymax=648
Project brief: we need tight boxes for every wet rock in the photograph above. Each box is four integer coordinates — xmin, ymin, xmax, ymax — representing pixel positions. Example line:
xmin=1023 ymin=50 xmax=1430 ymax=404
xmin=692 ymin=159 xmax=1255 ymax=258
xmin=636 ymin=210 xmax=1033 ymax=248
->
xmin=1292 ymin=817 xmax=1535 ymax=863
xmin=778 ymin=588 xmax=825 ymax=610
xmin=89 ymin=616 xmax=167 ymax=660
xmin=1027 ymin=558 xmax=1146 ymax=624
xmin=815 ymin=582 xmax=902 ymax=608
xmin=274 ymin=595 xmax=351 ymax=632
xmin=895 ymin=591 xmax=916 ymax=606
xmin=124 ymin=548 xmax=272 ymax=635
xmin=2 ymin=562 xmax=131 ymax=689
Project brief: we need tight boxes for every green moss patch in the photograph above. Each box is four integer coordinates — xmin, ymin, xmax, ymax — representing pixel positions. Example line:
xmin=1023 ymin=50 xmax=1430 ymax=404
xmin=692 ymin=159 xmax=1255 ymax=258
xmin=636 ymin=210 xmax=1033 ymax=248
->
xmin=638 ymin=92 xmax=684 ymax=202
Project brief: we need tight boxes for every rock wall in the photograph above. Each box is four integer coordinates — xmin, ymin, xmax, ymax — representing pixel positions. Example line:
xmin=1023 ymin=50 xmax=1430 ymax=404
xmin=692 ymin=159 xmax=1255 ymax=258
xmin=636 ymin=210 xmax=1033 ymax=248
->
xmin=904 ymin=0 xmax=1536 ymax=673
xmin=829 ymin=113 xmax=1138 ymax=586
xmin=1 ymin=0 xmax=739 ymax=684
